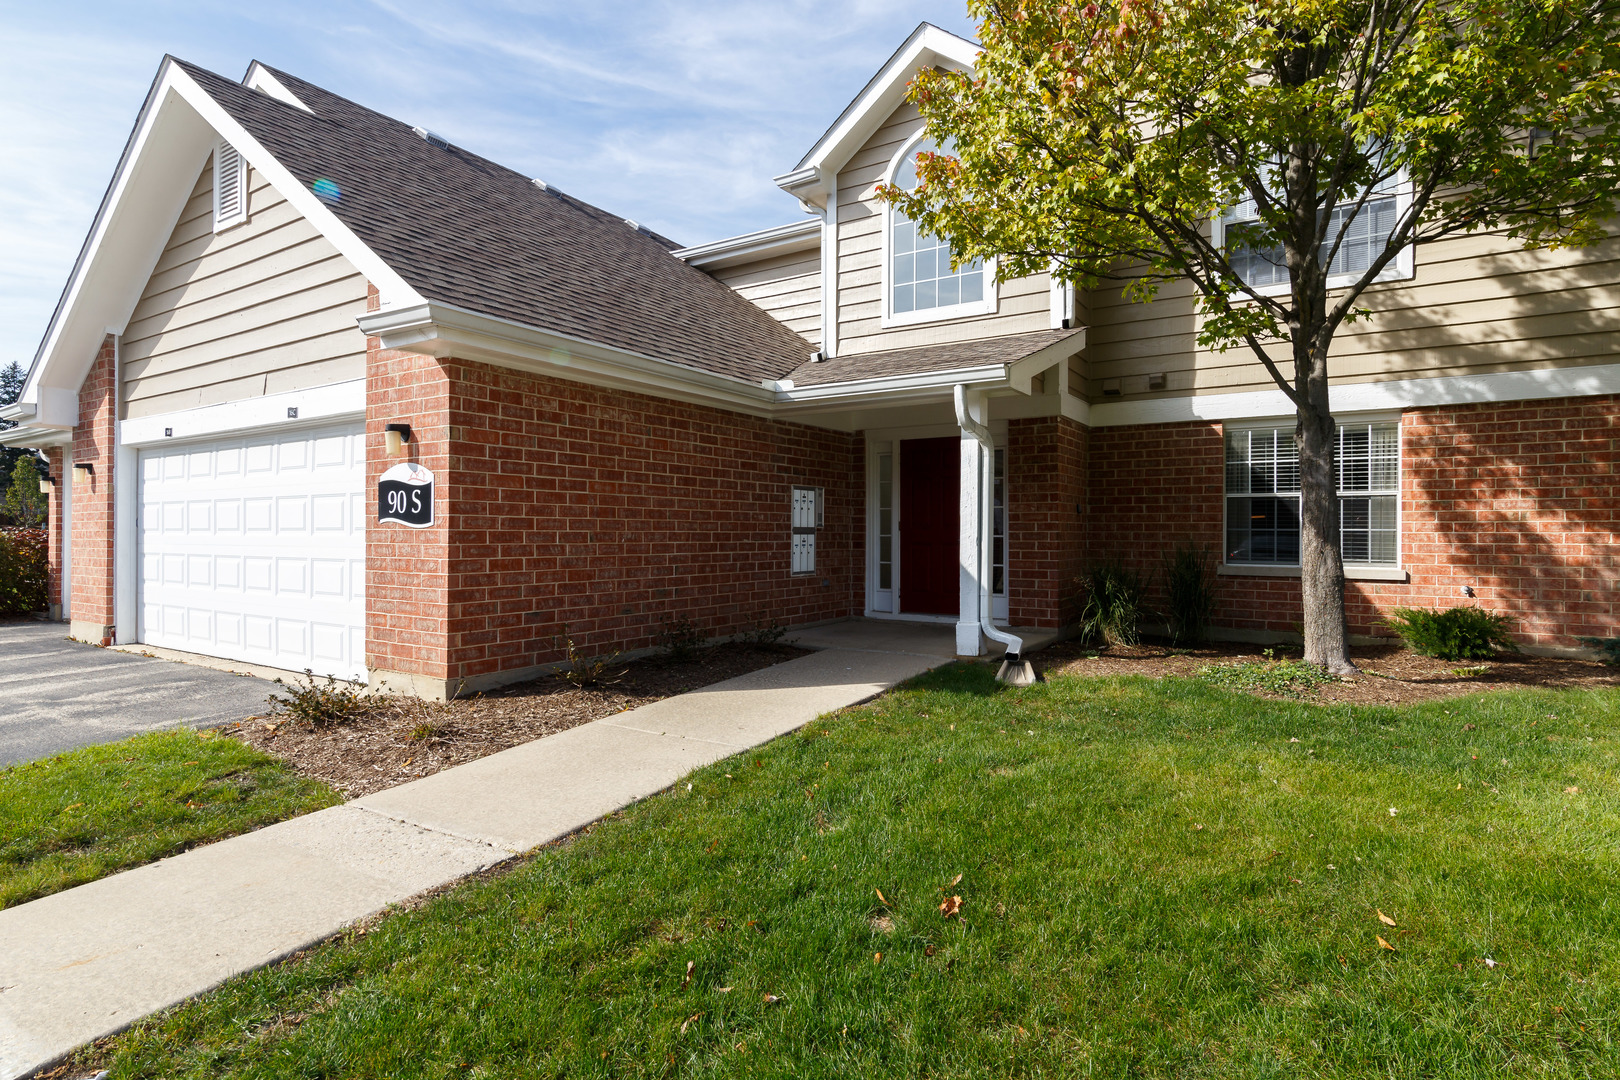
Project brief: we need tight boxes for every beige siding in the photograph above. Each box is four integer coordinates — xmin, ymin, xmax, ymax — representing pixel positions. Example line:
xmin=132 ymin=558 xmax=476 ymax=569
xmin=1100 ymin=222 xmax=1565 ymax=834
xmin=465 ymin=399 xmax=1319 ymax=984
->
xmin=1084 ymin=228 xmax=1620 ymax=401
xmin=121 ymin=157 xmax=369 ymax=419
xmin=710 ymin=249 xmax=821 ymax=346
xmin=835 ymin=102 xmax=1052 ymax=356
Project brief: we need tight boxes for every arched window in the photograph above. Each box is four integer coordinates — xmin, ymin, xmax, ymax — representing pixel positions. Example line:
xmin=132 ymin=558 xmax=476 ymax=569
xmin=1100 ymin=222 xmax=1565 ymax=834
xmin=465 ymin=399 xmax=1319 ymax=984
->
xmin=885 ymin=135 xmax=994 ymax=325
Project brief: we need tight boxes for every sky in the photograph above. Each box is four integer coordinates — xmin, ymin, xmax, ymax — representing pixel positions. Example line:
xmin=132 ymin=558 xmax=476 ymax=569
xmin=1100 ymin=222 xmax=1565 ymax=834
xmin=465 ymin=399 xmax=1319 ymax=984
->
xmin=0 ymin=0 xmax=978 ymax=373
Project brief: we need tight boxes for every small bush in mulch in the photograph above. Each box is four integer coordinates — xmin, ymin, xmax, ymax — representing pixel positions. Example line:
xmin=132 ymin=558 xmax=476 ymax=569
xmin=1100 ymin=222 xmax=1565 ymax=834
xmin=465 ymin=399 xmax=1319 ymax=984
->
xmin=1581 ymin=636 xmax=1620 ymax=667
xmin=267 ymin=670 xmax=368 ymax=727
xmin=1381 ymin=606 xmax=1518 ymax=660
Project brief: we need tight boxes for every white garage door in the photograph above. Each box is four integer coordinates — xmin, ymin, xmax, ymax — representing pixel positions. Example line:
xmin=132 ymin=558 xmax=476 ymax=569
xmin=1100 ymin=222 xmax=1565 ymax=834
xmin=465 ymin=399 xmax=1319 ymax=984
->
xmin=139 ymin=423 xmax=367 ymax=681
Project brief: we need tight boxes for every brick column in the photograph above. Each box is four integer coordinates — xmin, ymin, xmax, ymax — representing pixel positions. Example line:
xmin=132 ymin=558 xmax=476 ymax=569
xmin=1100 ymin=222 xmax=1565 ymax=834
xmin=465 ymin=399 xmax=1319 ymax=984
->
xmin=364 ymin=286 xmax=454 ymax=695
xmin=1007 ymin=415 xmax=1088 ymax=628
xmin=44 ymin=447 xmax=63 ymax=619
xmin=70 ymin=335 xmax=117 ymax=645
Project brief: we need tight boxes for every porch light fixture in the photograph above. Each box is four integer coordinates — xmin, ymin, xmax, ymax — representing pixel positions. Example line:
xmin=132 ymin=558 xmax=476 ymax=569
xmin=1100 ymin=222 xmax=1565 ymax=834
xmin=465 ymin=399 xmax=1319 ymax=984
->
xmin=38 ymin=472 xmax=53 ymax=495
xmin=73 ymin=462 xmax=94 ymax=482
xmin=384 ymin=423 xmax=413 ymax=456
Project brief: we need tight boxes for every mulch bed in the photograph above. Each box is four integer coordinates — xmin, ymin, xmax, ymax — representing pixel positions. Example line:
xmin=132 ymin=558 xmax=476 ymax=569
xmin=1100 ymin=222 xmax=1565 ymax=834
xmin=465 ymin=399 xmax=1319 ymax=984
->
xmin=1035 ymin=638 xmax=1619 ymax=705
xmin=224 ymin=643 xmax=809 ymax=798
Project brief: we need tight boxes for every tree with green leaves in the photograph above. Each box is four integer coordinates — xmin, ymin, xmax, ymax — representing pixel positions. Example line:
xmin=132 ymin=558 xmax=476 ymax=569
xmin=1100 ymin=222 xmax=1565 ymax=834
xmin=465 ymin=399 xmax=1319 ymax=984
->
xmin=885 ymin=0 xmax=1620 ymax=673
xmin=4 ymin=455 xmax=46 ymax=529
xmin=0 ymin=360 xmax=28 ymax=485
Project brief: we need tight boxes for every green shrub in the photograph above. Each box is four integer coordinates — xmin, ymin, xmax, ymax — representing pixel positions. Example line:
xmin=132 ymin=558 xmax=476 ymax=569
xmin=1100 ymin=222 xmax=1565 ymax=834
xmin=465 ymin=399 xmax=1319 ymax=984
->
xmin=267 ymin=669 xmax=368 ymax=726
xmin=0 ymin=528 xmax=48 ymax=615
xmin=1078 ymin=563 xmax=1146 ymax=647
xmin=1580 ymin=636 xmax=1620 ymax=666
xmin=1382 ymin=606 xmax=1518 ymax=660
xmin=733 ymin=620 xmax=788 ymax=648
xmin=553 ymin=627 xmax=627 ymax=688
xmin=657 ymin=616 xmax=705 ymax=662
xmin=1162 ymin=543 xmax=1216 ymax=644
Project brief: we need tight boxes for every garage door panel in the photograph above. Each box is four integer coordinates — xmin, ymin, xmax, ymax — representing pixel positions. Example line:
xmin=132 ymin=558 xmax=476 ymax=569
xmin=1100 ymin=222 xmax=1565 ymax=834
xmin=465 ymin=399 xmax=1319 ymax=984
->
xmin=140 ymin=422 xmax=365 ymax=681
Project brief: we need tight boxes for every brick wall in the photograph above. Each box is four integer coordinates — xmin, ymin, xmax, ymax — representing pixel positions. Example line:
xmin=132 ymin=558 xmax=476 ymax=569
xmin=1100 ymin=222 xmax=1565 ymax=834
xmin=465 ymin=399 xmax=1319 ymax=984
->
xmin=1084 ymin=395 xmax=1620 ymax=650
xmin=1007 ymin=415 xmax=1087 ymax=627
xmin=70 ymin=335 xmax=117 ymax=643
xmin=45 ymin=447 xmax=63 ymax=613
xmin=366 ymin=340 xmax=864 ymax=686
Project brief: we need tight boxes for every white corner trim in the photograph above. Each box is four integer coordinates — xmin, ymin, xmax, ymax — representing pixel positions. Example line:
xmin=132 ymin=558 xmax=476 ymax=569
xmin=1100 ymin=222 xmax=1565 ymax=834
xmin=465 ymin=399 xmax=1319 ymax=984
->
xmin=243 ymin=63 xmax=313 ymax=112
xmin=119 ymin=379 xmax=366 ymax=447
xmin=673 ymin=219 xmax=821 ymax=269
xmin=1087 ymin=363 xmax=1620 ymax=427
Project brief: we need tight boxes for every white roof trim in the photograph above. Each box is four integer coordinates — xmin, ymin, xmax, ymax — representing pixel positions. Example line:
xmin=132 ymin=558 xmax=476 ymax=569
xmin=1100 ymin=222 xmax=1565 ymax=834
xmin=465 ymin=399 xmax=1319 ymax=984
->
xmin=673 ymin=219 xmax=820 ymax=270
xmin=775 ymin=23 xmax=978 ymax=207
xmin=15 ymin=57 xmax=424 ymax=419
xmin=242 ymin=62 xmax=313 ymax=113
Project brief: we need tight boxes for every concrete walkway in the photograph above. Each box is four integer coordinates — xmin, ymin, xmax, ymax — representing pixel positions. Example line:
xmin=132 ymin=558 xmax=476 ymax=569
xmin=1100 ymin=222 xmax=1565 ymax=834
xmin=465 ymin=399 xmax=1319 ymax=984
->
xmin=0 ymin=622 xmax=275 ymax=767
xmin=0 ymin=619 xmax=1020 ymax=1080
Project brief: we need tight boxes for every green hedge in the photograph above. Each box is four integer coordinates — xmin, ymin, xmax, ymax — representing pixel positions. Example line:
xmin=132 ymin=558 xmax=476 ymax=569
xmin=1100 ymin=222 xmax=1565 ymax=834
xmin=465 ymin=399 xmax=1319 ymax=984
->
xmin=0 ymin=528 xmax=48 ymax=615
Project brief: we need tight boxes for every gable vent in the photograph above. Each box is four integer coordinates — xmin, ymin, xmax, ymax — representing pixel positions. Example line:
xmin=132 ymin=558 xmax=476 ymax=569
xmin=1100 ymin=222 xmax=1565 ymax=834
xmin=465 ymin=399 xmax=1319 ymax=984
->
xmin=213 ymin=141 xmax=248 ymax=231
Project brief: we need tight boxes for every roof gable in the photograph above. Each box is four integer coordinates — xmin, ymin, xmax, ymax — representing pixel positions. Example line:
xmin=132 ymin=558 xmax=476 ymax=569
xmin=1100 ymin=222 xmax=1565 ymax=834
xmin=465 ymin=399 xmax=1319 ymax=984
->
xmin=774 ymin=23 xmax=978 ymax=209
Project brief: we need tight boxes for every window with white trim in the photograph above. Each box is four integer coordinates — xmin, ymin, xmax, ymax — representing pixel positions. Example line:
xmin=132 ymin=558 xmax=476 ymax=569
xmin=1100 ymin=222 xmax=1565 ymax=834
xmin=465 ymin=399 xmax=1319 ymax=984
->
xmin=1224 ymin=420 xmax=1399 ymax=567
xmin=791 ymin=486 xmax=822 ymax=575
xmin=1219 ymin=159 xmax=1411 ymax=294
xmin=885 ymin=136 xmax=994 ymax=325
xmin=213 ymin=141 xmax=249 ymax=232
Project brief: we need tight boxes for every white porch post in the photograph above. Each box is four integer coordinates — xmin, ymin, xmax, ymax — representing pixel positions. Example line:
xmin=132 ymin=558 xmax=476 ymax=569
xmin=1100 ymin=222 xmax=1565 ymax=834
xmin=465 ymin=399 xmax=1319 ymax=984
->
xmin=956 ymin=389 xmax=988 ymax=657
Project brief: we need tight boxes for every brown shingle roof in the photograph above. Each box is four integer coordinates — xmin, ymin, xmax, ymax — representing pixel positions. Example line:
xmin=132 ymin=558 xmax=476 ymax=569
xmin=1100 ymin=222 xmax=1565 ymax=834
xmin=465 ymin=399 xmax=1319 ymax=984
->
xmin=782 ymin=328 xmax=1084 ymax=388
xmin=177 ymin=60 xmax=812 ymax=385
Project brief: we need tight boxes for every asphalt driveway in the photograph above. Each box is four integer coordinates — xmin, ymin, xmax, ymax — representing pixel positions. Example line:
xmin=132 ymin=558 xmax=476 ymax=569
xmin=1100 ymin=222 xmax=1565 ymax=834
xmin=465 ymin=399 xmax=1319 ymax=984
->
xmin=0 ymin=621 xmax=276 ymax=766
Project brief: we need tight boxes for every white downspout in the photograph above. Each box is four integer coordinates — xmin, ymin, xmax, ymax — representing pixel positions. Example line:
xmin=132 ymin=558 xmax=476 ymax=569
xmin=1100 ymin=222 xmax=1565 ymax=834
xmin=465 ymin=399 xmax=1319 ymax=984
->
xmin=954 ymin=384 xmax=1023 ymax=660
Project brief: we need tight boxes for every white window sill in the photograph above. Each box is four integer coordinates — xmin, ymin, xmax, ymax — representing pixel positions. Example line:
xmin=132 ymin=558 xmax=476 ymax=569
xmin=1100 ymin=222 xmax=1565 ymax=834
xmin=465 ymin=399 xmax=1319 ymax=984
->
xmin=881 ymin=299 xmax=997 ymax=329
xmin=1219 ymin=563 xmax=1409 ymax=583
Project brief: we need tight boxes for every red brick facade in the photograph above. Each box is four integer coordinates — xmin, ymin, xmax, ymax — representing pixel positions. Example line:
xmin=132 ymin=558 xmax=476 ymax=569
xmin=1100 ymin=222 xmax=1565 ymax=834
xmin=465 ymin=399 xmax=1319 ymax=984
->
xmin=1085 ymin=396 xmax=1620 ymax=650
xmin=44 ymin=447 xmax=63 ymax=612
xmin=1007 ymin=415 xmax=1087 ymax=628
xmin=70 ymin=335 xmax=117 ymax=644
xmin=365 ymin=336 xmax=864 ymax=687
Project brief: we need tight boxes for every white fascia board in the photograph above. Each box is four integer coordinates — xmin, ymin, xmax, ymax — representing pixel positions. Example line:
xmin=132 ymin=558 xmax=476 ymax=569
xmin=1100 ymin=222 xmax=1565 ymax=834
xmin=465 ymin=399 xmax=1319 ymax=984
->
xmin=779 ymin=23 xmax=979 ymax=203
xmin=20 ymin=59 xmax=421 ymax=415
xmin=1086 ymin=362 xmax=1620 ymax=427
xmin=119 ymin=379 xmax=365 ymax=448
xmin=0 ymin=402 xmax=34 ymax=423
xmin=673 ymin=219 xmax=821 ymax=269
xmin=0 ymin=423 xmax=72 ymax=448
xmin=242 ymin=62 xmax=312 ymax=112
xmin=359 ymin=302 xmax=780 ymax=417
xmin=774 ymin=363 xmax=1009 ymax=408
xmin=1006 ymin=329 xmax=1087 ymax=395
xmin=170 ymin=66 xmax=423 ymax=311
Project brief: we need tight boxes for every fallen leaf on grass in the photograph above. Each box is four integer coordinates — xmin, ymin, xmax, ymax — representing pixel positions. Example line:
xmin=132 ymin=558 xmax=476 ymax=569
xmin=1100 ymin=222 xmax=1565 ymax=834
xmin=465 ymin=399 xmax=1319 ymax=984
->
xmin=680 ymin=960 xmax=694 ymax=991
xmin=762 ymin=993 xmax=782 ymax=1005
xmin=874 ymin=952 xmax=883 ymax=964
xmin=940 ymin=895 xmax=962 ymax=919
xmin=717 ymin=986 xmax=733 ymax=993
xmin=1566 ymin=786 xmax=1581 ymax=794
xmin=61 ymin=803 xmax=83 ymax=812
xmin=1482 ymin=957 xmax=1500 ymax=969
xmin=875 ymin=888 xmax=888 ymax=905
xmin=182 ymin=761 xmax=199 ymax=766
xmin=680 ymin=1012 xmax=704 ymax=1035
xmin=946 ymin=873 xmax=963 ymax=888
xmin=1377 ymin=910 xmax=1397 ymax=927
xmin=1376 ymin=936 xmax=1397 ymax=952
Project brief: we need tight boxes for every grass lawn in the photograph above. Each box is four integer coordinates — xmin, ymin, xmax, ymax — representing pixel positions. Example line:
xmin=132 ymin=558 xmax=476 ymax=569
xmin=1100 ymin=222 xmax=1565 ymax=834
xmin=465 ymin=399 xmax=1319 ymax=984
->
xmin=85 ymin=667 xmax=1619 ymax=1079
xmin=0 ymin=729 xmax=341 ymax=909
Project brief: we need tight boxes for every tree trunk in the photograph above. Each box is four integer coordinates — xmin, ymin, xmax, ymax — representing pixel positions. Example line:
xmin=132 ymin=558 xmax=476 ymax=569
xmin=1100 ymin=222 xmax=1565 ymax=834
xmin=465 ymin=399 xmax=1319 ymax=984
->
xmin=1296 ymin=391 xmax=1358 ymax=675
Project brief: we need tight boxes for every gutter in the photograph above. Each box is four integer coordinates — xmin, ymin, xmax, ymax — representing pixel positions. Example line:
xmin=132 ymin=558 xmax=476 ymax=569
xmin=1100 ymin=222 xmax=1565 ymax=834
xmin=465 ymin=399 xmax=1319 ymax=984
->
xmin=954 ymin=383 xmax=1025 ymax=663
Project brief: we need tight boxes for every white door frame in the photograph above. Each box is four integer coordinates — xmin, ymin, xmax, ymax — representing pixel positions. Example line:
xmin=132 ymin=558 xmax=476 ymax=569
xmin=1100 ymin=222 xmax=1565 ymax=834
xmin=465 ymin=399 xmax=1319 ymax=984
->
xmin=864 ymin=423 xmax=1009 ymax=624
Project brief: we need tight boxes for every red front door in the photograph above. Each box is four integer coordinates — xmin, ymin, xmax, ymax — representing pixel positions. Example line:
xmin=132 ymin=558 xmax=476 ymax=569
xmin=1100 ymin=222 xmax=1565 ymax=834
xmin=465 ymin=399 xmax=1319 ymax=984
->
xmin=899 ymin=436 xmax=959 ymax=615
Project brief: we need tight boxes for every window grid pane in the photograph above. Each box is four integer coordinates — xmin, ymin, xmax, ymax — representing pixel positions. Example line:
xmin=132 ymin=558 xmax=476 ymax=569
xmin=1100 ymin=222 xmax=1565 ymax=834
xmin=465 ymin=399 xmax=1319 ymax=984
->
xmin=1225 ymin=422 xmax=1398 ymax=566
xmin=891 ymin=137 xmax=986 ymax=315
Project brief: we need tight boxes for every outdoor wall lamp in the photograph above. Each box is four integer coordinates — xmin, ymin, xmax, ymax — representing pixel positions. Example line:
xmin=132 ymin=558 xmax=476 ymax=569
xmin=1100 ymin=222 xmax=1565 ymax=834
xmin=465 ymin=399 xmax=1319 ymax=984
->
xmin=384 ymin=423 xmax=413 ymax=456
xmin=72 ymin=462 xmax=93 ymax=482
xmin=38 ymin=472 xmax=53 ymax=495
